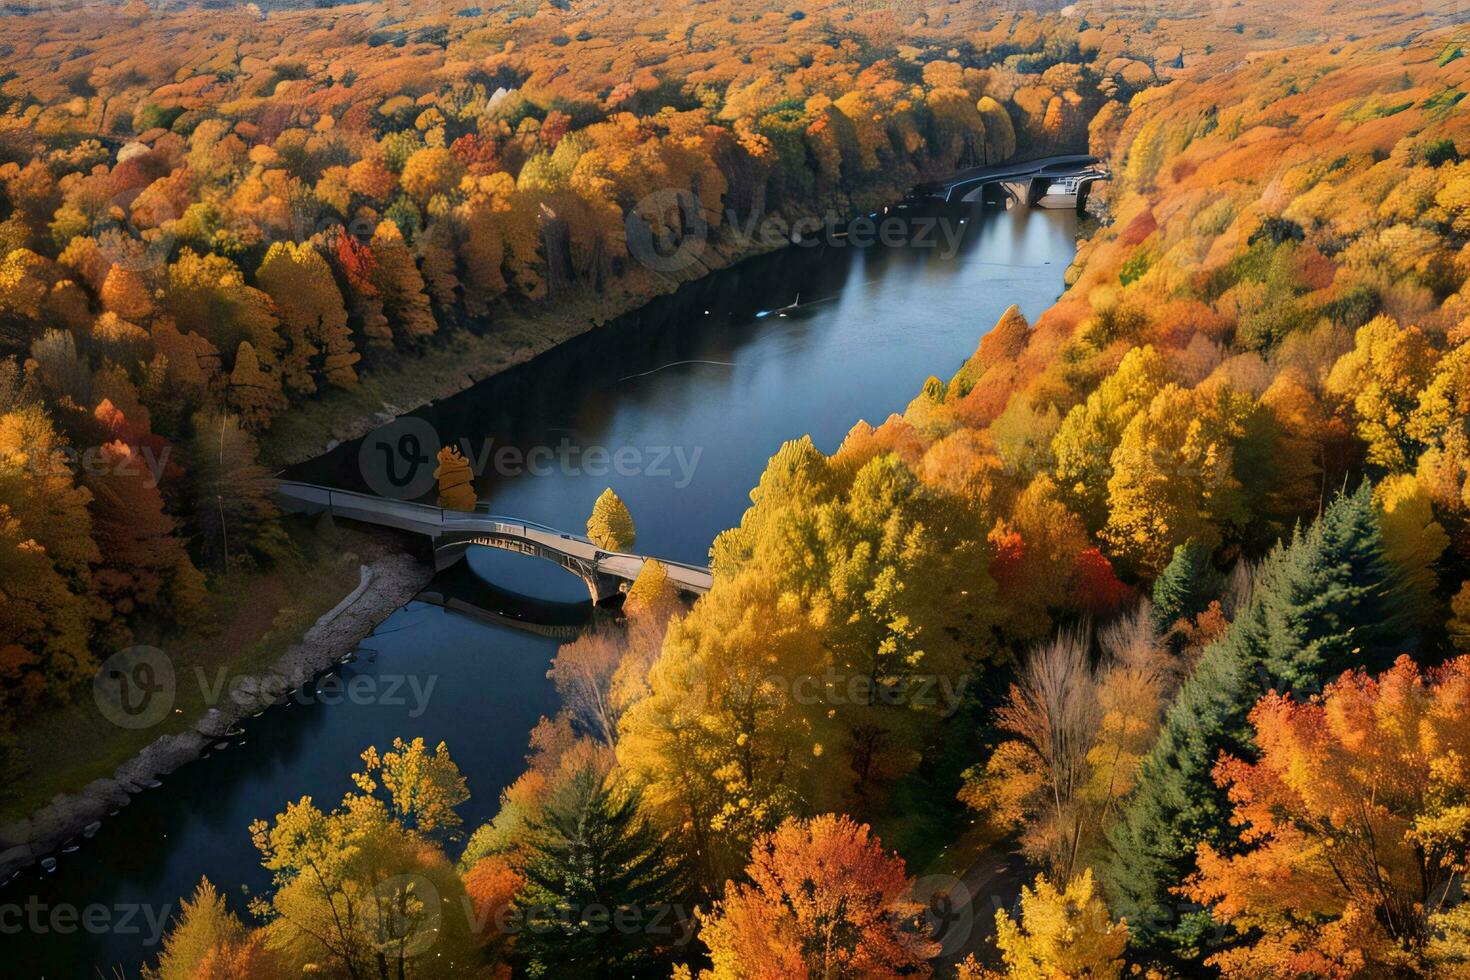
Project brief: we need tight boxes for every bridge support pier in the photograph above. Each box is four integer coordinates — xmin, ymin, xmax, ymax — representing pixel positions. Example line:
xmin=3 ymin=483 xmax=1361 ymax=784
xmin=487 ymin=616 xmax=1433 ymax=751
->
xmin=588 ymin=574 xmax=627 ymax=607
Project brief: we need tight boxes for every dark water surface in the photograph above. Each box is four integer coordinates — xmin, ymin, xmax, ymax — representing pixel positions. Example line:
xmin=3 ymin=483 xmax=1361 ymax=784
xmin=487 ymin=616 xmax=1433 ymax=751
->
xmin=8 ymin=203 xmax=1078 ymax=977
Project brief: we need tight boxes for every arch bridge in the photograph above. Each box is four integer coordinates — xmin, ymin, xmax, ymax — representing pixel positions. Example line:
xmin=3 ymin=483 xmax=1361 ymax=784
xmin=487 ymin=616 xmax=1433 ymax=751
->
xmin=275 ymin=481 xmax=714 ymax=605
xmin=907 ymin=153 xmax=1110 ymax=211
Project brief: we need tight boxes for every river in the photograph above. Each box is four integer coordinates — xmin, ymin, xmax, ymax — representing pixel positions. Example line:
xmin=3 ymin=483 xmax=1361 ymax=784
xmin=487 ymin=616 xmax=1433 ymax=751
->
xmin=6 ymin=202 xmax=1079 ymax=977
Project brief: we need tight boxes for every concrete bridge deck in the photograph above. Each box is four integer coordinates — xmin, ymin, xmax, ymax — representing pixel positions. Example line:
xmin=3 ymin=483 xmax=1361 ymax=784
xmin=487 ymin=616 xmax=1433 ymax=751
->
xmin=275 ymin=481 xmax=714 ymax=603
xmin=908 ymin=153 xmax=1110 ymax=208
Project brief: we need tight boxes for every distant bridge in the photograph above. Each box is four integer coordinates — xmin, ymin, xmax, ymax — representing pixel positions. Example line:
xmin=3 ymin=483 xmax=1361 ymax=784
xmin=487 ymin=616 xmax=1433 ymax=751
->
xmin=275 ymin=481 xmax=714 ymax=604
xmin=907 ymin=153 xmax=1110 ymax=210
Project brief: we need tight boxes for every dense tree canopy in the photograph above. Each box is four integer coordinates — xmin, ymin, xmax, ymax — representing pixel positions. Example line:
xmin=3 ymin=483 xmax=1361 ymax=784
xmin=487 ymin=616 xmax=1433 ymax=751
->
xmin=1186 ymin=656 xmax=1470 ymax=977
xmin=20 ymin=0 xmax=1470 ymax=977
xmin=0 ymin=0 xmax=1128 ymax=761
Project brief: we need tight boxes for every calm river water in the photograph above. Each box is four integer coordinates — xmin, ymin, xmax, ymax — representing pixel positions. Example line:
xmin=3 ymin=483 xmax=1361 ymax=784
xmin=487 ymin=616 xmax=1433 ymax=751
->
xmin=9 ymin=202 xmax=1078 ymax=977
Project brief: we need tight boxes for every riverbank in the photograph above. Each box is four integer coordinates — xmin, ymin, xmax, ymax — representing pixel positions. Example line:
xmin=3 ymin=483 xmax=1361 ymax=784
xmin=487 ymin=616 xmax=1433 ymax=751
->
xmin=0 ymin=182 xmax=1000 ymax=885
xmin=261 ymin=220 xmax=801 ymax=468
xmin=259 ymin=181 xmax=1006 ymax=468
xmin=0 ymin=535 xmax=434 ymax=882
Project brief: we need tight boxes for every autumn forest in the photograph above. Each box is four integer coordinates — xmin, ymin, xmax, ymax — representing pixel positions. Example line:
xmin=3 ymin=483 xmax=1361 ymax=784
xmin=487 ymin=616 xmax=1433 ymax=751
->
xmin=2 ymin=0 xmax=1470 ymax=976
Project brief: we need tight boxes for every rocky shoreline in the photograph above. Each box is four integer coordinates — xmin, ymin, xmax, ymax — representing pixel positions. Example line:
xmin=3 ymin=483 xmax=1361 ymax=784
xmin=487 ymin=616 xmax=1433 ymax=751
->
xmin=0 ymin=551 xmax=434 ymax=883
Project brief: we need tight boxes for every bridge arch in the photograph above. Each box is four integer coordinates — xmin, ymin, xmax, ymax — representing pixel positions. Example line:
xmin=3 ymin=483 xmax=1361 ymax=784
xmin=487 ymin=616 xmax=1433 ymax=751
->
xmin=432 ymin=529 xmax=624 ymax=604
xmin=906 ymin=153 xmax=1110 ymax=211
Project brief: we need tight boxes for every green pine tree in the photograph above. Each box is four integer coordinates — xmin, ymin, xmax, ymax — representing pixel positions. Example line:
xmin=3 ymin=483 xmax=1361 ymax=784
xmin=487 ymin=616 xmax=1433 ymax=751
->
xmin=1103 ymin=483 xmax=1410 ymax=952
xmin=1151 ymin=539 xmax=1223 ymax=633
xmin=514 ymin=765 xmax=687 ymax=979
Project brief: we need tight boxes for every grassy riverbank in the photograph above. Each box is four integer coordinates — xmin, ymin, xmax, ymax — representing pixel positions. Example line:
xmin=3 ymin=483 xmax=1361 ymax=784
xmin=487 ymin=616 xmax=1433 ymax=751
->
xmin=1 ymin=524 xmax=376 ymax=823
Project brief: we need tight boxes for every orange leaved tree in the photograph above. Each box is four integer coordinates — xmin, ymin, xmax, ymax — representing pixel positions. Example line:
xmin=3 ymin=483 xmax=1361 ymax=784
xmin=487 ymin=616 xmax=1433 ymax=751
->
xmin=693 ymin=814 xmax=936 ymax=979
xmin=1185 ymin=655 xmax=1470 ymax=978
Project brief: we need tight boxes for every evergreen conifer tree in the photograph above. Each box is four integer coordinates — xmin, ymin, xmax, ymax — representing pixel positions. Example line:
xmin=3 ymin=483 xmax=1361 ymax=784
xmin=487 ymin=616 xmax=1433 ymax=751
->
xmin=1103 ymin=484 xmax=1409 ymax=950
xmin=1151 ymin=539 xmax=1223 ymax=633
xmin=515 ymin=765 xmax=687 ymax=979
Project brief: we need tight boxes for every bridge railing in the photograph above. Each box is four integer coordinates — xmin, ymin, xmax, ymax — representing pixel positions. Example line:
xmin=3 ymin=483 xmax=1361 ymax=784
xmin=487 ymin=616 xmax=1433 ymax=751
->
xmin=277 ymin=481 xmax=448 ymax=526
xmin=275 ymin=481 xmax=714 ymax=579
xmin=277 ymin=482 xmax=568 ymax=535
xmin=469 ymin=502 xmax=599 ymax=543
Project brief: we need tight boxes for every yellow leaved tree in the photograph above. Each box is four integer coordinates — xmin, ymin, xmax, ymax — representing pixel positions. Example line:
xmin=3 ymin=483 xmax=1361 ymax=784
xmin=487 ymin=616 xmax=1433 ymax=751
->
xmin=967 ymin=870 xmax=1129 ymax=980
xmin=587 ymin=487 xmax=635 ymax=551
xmin=434 ymin=445 xmax=476 ymax=511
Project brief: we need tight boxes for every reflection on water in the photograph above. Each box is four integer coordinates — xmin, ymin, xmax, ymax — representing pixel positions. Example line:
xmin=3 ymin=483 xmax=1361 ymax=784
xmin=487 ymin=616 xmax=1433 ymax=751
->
xmin=419 ymin=560 xmax=594 ymax=640
xmin=7 ymin=203 xmax=1079 ymax=977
